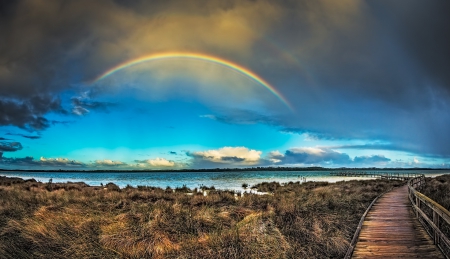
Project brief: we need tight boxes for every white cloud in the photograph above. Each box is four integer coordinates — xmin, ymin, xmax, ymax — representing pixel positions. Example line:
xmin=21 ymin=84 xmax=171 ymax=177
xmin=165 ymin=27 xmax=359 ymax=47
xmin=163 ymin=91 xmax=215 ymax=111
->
xmin=94 ymin=159 xmax=125 ymax=166
xmin=143 ymin=158 xmax=175 ymax=167
xmin=288 ymin=147 xmax=326 ymax=156
xmin=190 ymin=146 xmax=262 ymax=165
xmin=72 ymin=106 xmax=89 ymax=116
xmin=39 ymin=157 xmax=84 ymax=166
xmin=268 ymin=150 xmax=284 ymax=163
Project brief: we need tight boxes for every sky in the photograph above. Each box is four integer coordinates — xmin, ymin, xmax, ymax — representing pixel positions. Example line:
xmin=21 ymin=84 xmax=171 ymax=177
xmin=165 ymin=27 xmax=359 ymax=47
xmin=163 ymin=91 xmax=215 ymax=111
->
xmin=1 ymin=0 xmax=450 ymax=170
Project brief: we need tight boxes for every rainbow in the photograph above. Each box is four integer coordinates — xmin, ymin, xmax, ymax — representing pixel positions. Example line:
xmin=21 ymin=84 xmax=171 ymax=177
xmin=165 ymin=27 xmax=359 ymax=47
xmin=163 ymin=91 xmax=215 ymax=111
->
xmin=92 ymin=52 xmax=292 ymax=110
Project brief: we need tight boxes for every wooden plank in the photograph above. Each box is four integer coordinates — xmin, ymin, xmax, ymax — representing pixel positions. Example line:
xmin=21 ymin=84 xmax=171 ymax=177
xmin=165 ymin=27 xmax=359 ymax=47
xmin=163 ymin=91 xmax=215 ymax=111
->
xmin=351 ymin=185 xmax=445 ymax=258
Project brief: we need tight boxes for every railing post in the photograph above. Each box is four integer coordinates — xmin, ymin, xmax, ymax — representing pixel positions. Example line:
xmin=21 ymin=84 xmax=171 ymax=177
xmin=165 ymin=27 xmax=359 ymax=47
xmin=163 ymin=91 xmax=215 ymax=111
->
xmin=433 ymin=211 xmax=440 ymax=245
xmin=416 ymin=196 xmax=420 ymax=218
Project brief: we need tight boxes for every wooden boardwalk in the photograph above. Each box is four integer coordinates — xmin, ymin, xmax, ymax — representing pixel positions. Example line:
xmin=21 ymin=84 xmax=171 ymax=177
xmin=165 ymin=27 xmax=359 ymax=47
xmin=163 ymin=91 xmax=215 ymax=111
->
xmin=352 ymin=185 xmax=445 ymax=258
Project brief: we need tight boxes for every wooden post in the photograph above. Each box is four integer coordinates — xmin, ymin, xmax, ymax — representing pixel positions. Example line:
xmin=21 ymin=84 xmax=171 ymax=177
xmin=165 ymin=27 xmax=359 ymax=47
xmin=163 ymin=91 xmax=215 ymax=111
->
xmin=416 ymin=196 xmax=420 ymax=218
xmin=433 ymin=210 xmax=440 ymax=245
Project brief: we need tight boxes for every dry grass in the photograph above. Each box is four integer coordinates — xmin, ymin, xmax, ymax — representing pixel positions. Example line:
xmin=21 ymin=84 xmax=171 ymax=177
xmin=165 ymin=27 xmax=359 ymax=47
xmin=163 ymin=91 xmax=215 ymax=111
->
xmin=420 ymin=174 xmax=450 ymax=211
xmin=0 ymin=176 xmax=403 ymax=258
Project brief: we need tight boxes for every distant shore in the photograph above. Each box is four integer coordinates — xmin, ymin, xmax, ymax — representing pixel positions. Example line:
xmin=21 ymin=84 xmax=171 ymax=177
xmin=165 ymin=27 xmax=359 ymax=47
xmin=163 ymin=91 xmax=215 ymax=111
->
xmin=0 ymin=166 xmax=446 ymax=173
xmin=2 ymin=168 xmax=449 ymax=190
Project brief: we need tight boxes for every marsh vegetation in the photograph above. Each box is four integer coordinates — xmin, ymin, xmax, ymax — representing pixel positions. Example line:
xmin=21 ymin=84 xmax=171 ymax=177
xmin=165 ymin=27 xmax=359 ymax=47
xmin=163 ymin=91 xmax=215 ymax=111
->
xmin=0 ymin=176 xmax=403 ymax=258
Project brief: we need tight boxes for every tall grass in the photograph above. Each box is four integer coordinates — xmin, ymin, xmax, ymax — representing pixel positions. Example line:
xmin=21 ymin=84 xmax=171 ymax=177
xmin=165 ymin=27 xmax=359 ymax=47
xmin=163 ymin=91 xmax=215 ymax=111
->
xmin=420 ymin=174 xmax=450 ymax=211
xmin=0 ymin=176 xmax=402 ymax=258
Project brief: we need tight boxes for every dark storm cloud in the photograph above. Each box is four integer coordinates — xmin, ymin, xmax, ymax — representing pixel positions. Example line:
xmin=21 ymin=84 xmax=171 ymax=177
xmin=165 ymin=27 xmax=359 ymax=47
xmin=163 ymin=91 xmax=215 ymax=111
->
xmin=219 ymin=156 xmax=246 ymax=162
xmin=266 ymin=148 xmax=395 ymax=167
xmin=0 ymin=155 xmax=84 ymax=167
xmin=185 ymin=146 xmax=395 ymax=167
xmin=354 ymin=155 xmax=390 ymax=164
xmin=0 ymin=96 xmax=64 ymax=131
xmin=265 ymin=0 xmax=436 ymax=109
xmin=71 ymin=97 xmax=116 ymax=116
xmin=1 ymin=0 xmax=450 ymax=159
xmin=282 ymin=148 xmax=352 ymax=165
xmin=0 ymin=141 xmax=22 ymax=152
xmin=0 ymin=155 xmax=130 ymax=168
xmin=200 ymin=109 xmax=280 ymax=125
xmin=6 ymin=132 xmax=40 ymax=139
xmin=332 ymin=143 xmax=448 ymax=160
xmin=18 ymin=135 xmax=40 ymax=139
xmin=0 ymin=155 xmax=35 ymax=166
xmin=186 ymin=152 xmax=238 ymax=163
xmin=249 ymin=0 xmax=450 ymax=157
xmin=0 ymin=1 xmax=96 ymax=97
xmin=39 ymin=158 xmax=84 ymax=167
xmin=280 ymin=128 xmax=338 ymax=140
xmin=2 ymin=0 xmax=277 ymax=131
xmin=367 ymin=1 xmax=450 ymax=95
xmin=0 ymin=0 xmax=122 ymax=130
xmin=329 ymin=144 xmax=410 ymax=153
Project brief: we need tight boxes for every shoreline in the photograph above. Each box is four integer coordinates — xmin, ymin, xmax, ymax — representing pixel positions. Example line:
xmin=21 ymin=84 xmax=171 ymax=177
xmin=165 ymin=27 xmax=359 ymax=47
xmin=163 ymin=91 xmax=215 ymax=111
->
xmin=1 ymin=170 xmax=448 ymax=190
xmin=0 ymin=167 xmax=447 ymax=173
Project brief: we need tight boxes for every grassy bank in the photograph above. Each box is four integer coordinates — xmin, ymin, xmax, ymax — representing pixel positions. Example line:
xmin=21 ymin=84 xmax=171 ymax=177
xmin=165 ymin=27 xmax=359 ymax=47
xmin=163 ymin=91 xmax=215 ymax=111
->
xmin=0 ymin=176 xmax=403 ymax=258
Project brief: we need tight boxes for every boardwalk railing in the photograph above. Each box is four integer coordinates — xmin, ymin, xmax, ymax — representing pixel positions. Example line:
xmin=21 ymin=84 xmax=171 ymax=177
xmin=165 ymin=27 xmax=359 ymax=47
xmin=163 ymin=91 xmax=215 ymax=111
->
xmin=408 ymin=175 xmax=450 ymax=258
xmin=330 ymin=171 xmax=422 ymax=181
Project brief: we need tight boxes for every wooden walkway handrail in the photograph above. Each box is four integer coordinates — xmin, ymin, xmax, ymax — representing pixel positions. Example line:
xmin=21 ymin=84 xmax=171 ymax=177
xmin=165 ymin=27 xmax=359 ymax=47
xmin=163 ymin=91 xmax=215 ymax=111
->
xmin=408 ymin=175 xmax=450 ymax=258
xmin=330 ymin=171 xmax=423 ymax=181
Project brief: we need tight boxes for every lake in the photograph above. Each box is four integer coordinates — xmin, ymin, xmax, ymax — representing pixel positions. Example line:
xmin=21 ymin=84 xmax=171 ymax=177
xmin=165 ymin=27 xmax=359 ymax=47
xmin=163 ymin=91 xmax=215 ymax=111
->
xmin=1 ymin=170 xmax=449 ymax=191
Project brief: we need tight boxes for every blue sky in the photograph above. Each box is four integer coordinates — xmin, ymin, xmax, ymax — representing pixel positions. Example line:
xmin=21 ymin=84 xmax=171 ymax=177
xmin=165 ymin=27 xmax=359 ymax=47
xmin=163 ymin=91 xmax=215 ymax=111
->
xmin=1 ymin=0 xmax=450 ymax=169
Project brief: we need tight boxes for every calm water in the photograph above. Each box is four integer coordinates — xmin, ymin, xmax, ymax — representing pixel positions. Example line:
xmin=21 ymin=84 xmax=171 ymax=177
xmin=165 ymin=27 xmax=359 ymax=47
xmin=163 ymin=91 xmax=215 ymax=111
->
xmin=1 ymin=170 xmax=449 ymax=191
